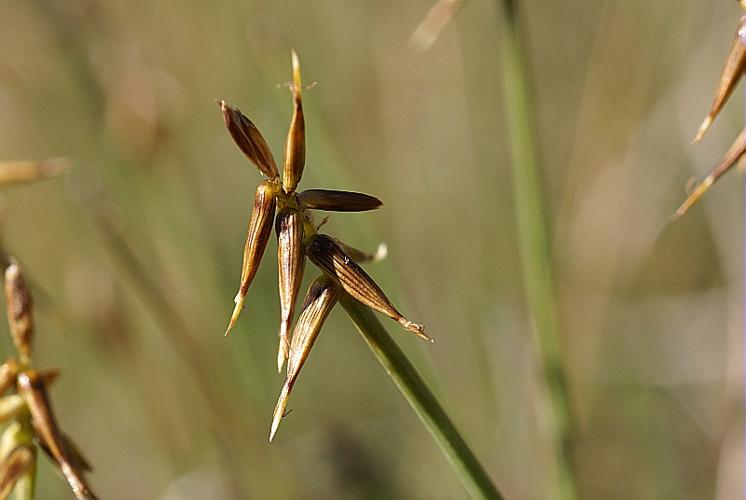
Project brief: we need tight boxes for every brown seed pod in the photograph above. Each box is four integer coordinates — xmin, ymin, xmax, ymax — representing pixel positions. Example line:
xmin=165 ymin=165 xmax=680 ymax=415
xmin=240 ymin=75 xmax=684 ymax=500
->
xmin=297 ymin=189 xmax=382 ymax=212
xmin=0 ymin=445 xmax=35 ymax=499
xmin=675 ymin=127 xmax=746 ymax=218
xmin=270 ymin=276 xmax=337 ymax=441
xmin=16 ymin=371 xmax=97 ymax=500
xmin=220 ymin=101 xmax=279 ymax=179
xmin=306 ymin=234 xmax=429 ymax=341
xmin=282 ymin=51 xmax=306 ymax=194
xmin=226 ymin=180 xmax=278 ymax=335
xmin=4 ymin=262 xmax=33 ymax=360
xmin=694 ymin=16 xmax=746 ymax=142
xmin=276 ymin=208 xmax=306 ymax=371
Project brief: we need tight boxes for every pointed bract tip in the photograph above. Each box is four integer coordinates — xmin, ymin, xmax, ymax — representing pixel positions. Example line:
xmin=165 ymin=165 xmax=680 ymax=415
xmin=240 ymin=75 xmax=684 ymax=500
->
xmin=400 ymin=319 xmax=431 ymax=342
xmin=269 ymin=383 xmax=290 ymax=442
xmin=291 ymin=50 xmax=301 ymax=90
xmin=225 ymin=295 xmax=245 ymax=336
xmin=693 ymin=116 xmax=712 ymax=143
xmin=673 ymin=176 xmax=715 ymax=219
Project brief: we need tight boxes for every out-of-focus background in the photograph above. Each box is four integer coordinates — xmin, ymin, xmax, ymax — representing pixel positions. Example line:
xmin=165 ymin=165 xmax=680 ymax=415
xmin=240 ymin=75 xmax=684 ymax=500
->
xmin=0 ymin=0 xmax=742 ymax=498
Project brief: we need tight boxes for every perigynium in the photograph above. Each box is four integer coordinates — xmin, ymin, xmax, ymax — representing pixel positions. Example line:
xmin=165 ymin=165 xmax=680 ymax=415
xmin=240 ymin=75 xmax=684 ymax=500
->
xmin=220 ymin=51 xmax=429 ymax=441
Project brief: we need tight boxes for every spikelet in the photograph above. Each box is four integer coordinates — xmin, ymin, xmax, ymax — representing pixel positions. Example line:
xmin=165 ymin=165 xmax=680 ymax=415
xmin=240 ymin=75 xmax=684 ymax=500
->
xmin=297 ymin=189 xmax=383 ymax=212
xmin=306 ymin=234 xmax=429 ymax=341
xmin=220 ymin=101 xmax=279 ymax=179
xmin=694 ymin=16 xmax=746 ymax=142
xmin=675 ymin=127 xmax=746 ymax=218
xmin=282 ymin=51 xmax=306 ymax=194
xmin=276 ymin=207 xmax=306 ymax=371
xmin=16 ymin=371 xmax=98 ymax=500
xmin=270 ymin=277 xmax=337 ymax=441
xmin=4 ymin=262 xmax=33 ymax=361
xmin=0 ymin=445 xmax=34 ymax=498
xmin=226 ymin=180 xmax=278 ymax=335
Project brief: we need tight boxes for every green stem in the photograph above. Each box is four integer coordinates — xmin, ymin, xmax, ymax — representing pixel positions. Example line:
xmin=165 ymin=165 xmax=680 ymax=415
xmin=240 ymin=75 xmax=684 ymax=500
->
xmin=340 ymin=296 xmax=504 ymax=500
xmin=496 ymin=2 xmax=578 ymax=500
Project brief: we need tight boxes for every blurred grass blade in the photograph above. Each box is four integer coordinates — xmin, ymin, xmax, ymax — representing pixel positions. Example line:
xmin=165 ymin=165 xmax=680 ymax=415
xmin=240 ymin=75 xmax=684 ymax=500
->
xmin=496 ymin=1 xmax=578 ymax=499
xmin=409 ymin=0 xmax=465 ymax=52
xmin=340 ymin=295 xmax=504 ymax=500
xmin=0 ymin=159 xmax=69 ymax=186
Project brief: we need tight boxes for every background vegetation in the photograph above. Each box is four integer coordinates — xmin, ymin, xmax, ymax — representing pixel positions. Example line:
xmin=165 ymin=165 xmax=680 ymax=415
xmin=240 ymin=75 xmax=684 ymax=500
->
xmin=0 ymin=0 xmax=741 ymax=498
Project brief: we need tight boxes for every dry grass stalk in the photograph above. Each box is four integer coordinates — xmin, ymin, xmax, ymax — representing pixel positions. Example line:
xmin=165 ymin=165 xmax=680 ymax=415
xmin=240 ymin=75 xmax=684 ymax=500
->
xmin=0 ymin=260 xmax=98 ymax=500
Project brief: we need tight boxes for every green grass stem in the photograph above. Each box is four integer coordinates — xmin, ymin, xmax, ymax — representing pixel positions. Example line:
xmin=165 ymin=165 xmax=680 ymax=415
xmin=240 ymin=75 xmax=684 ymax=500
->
xmin=340 ymin=295 xmax=504 ymax=500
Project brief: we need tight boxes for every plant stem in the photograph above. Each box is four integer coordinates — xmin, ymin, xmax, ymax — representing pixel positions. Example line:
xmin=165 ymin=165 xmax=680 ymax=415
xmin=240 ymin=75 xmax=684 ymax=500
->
xmin=340 ymin=296 xmax=504 ymax=500
xmin=495 ymin=1 xmax=578 ymax=499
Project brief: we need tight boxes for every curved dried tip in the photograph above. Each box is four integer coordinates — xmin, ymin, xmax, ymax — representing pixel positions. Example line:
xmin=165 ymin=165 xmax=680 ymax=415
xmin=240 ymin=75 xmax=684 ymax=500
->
xmin=675 ymin=127 xmax=746 ymax=218
xmin=306 ymin=234 xmax=430 ymax=341
xmin=335 ymin=239 xmax=387 ymax=263
xmin=0 ymin=445 xmax=35 ymax=499
xmin=17 ymin=371 xmax=97 ymax=500
xmin=276 ymin=208 xmax=306 ymax=371
xmin=5 ymin=261 xmax=33 ymax=361
xmin=220 ymin=100 xmax=279 ymax=179
xmin=282 ymin=51 xmax=306 ymax=194
xmin=226 ymin=181 xmax=278 ymax=335
xmin=297 ymin=189 xmax=383 ymax=212
xmin=270 ymin=276 xmax=337 ymax=441
xmin=409 ymin=0 xmax=464 ymax=52
xmin=693 ymin=17 xmax=746 ymax=143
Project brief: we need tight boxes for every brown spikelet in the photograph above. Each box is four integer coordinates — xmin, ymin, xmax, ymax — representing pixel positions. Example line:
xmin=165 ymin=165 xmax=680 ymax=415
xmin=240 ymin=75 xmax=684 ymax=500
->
xmin=220 ymin=101 xmax=279 ymax=179
xmin=4 ymin=262 xmax=33 ymax=361
xmin=297 ymin=189 xmax=383 ymax=212
xmin=16 ymin=371 xmax=97 ymax=500
xmin=270 ymin=276 xmax=337 ymax=441
xmin=675 ymin=127 xmax=746 ymax=218
xmin=306 ymin=234 xmax=429 ymax=341
xmin=276 ymin=208 xmax=306 ymax=371
xmin=282 ymin=51 xmax=306 ymax=194
xmin=0 ymin=360 xmax=18 ymax=396
xmin=694 ymin=17 xmax=746 ymax=142
xmin=226 ymin=180 xmax=278 ymax=335
xmin=0 ymin=446 xmax=35 ymax=499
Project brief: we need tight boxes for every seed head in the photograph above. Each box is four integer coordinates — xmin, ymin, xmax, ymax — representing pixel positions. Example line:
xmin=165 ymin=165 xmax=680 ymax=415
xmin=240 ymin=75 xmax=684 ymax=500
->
xmin=219 ymin=52 xmax=429 ymax=440
xmin=4 ymin=262 xmax=33 ymax=361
